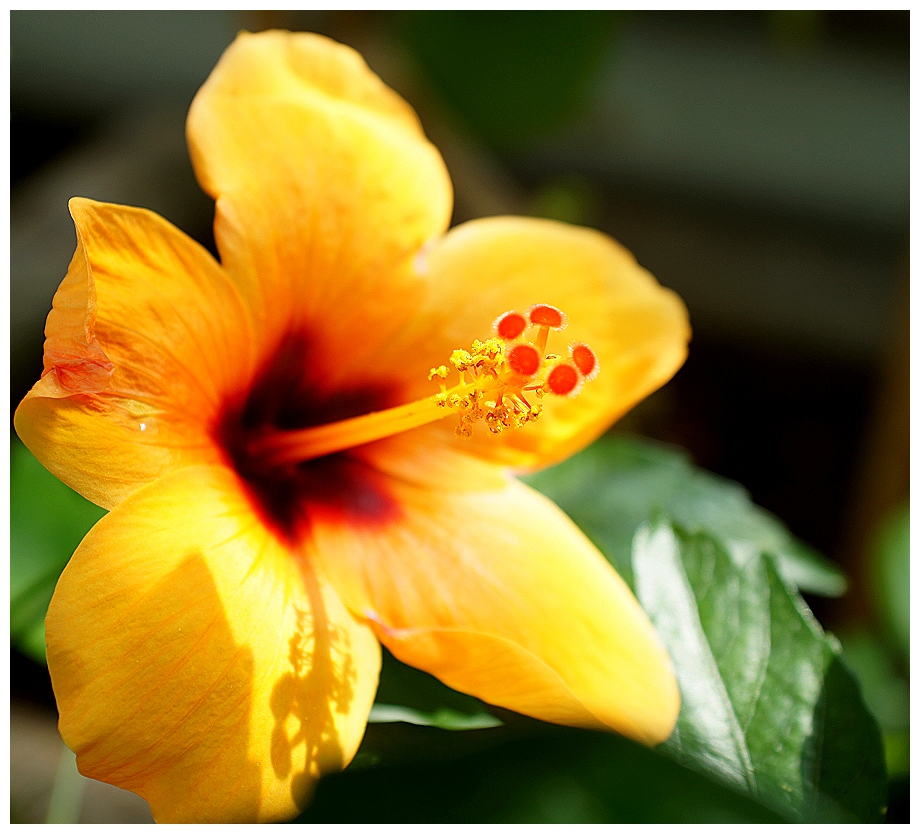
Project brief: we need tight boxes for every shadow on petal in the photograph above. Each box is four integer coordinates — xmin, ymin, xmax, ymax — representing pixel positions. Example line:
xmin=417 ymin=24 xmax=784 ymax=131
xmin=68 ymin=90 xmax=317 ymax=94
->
xmin=269 ymin=569 xmax=360 ymax=807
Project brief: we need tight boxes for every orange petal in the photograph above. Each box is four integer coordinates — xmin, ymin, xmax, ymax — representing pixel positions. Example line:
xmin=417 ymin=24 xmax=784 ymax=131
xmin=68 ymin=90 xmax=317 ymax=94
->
xmin=187 ymin=30 xmax=453 ymax=377
xmin=372 ymin=216 xmax=690 ymax=472
xmin=310 ymin=472 xmax=679 ymax=745
xmin=46 ymin=465 xmax=380 ymax=823
xmin=15 ymin=198 xmax=256 ymax=509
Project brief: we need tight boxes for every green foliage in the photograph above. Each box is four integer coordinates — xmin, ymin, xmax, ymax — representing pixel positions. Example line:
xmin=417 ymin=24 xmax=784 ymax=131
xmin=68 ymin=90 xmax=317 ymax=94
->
xmin=368 ymin=704 xmax=501 ymax=731
xmin=302 ymin=716 xmax=786 ymax=823
xmin=528 ymin=175 xmax=604 ymax=227
xmin=857 ymin=501 xmax=911 ymax=787
xmin=523 ymin=433 xmax=846 ymax=595
xmin=633 ymin=522 xmax=885 ymax=822
xmin=871 ymin=501 xmax=909 ymax=659
xmin=395 ymin=11 xmax=621 ymax=149
xmin=837 ymin=629 xmax=909 ymax=779
xmin=528 ymin=436 xmax=884 ymax=820
xmin=10 ymin=438 xmax=106 ymax=662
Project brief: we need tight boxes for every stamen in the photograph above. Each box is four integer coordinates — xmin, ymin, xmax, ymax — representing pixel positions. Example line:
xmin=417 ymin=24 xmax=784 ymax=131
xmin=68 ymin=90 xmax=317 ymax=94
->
xmin=526 ymin=304 xmax=564 ymax=354
xmin=247 ymin=304 xmax=597 ymax=465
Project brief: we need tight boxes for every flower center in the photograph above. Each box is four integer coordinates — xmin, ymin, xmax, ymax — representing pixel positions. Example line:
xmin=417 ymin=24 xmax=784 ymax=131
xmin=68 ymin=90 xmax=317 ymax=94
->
xmin=215 ymin=330 xmax=403 ymax=542
xmin=248 ymin=304 xmax=597 ymax=467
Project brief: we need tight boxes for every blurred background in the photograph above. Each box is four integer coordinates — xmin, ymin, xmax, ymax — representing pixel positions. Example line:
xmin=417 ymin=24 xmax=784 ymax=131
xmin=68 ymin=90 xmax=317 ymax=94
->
xmin=10 ymin=10 xmax=909 ymax=823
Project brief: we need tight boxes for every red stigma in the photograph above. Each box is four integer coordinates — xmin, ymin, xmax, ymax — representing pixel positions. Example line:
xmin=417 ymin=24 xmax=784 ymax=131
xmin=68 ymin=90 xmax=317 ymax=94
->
xmin=571 ymin=343 xmax=598 ymax=379
xmin=528 ymin=304 xmax=566 ymax=329
xmin=507 ymin=343 xmax=541 ymax=377
xmin=494 ymin=311 xmax=528 ymax=341
xmin=547 ymin=363 xmax=580 ymax=396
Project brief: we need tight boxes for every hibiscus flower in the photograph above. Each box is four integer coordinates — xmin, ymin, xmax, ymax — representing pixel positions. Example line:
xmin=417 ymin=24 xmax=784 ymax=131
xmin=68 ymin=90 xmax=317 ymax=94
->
xmin=15 ymin=30 xmax=690 ymax=823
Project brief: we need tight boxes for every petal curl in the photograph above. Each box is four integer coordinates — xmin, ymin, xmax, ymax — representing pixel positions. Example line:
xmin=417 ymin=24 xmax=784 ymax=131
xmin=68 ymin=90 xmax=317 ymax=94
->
xmin=310 ymin=472 xmax=679 ymax=745
xmin=187 ymin=30 xmax=453 ymax=373
xmin=46 ymin=465 xmax=380 ymax=823
xmin=387 ymin=216 xmax=691 ymax=472
xmin=15 ymin=198 xmax=256 ymax=509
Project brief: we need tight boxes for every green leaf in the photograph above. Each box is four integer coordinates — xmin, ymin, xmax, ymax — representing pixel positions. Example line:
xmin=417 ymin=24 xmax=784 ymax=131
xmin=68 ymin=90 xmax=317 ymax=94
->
xmin=633 ymin=521 xmax=887 ymax=822
xmin=837 ymin=628 xmax=909 ymax=779
xmin=396 ymin=11 xmax=621 ymax=149
xmin=302 ymin=721 xmax=786 ymax=823
xmin=523 ymin=434 xmax=846 ymax=596
xmin=368 ymin=704 xmax=502 ymax=731
xmin=10 ymin=438 xmax=106 ymax=663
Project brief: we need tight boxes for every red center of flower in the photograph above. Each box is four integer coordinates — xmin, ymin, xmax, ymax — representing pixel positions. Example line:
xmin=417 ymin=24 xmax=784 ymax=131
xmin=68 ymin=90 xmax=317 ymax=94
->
xmin=215 ymin=332 xmax=401 ymax=543
xmin=236 ymin=305 xmax=599 ymax=477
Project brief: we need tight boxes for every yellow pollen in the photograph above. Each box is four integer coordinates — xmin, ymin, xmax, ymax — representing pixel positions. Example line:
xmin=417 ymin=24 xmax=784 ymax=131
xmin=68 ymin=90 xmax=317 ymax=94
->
xmin=247 ymin=305 xmax=596 ymax=466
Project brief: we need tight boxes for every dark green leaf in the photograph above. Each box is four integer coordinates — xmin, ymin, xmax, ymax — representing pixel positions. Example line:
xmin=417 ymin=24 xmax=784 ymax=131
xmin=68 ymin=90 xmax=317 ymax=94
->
xmin=10 ymin=438 xmax=106 ymax=663
xmin=303 ymin=723 xmax=785 ymax=823
xmin=524 ymin=433 xmax=846 ymax=596
xmin=837 ymin=629 xmax=910 ymax=778
xmin=633 ymin=521 xmax=887 ymax=822
xmin=395 ymin=11 xmax=621 ymax=149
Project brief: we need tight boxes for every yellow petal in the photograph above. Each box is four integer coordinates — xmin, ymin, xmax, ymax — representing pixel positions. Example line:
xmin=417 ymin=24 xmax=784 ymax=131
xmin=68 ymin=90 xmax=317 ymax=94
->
xmin=388 ymin=216 xmax=690 ymax=472
xmin=310 ymin=471 xmax=679 ymax=745
xmin=46 ymin=465 xmax=380 ymax=823
xmin=187 ymin=30 xmax=453 ymax=371
xmin=15 ymin=198 xmax=256 ymax=509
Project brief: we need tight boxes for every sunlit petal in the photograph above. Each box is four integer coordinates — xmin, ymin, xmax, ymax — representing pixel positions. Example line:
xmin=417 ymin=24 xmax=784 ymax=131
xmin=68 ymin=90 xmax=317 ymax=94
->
xmin=46 ymin=465 xmax=380 ymax=823
xmin=311 ymin=471 xmax=679 ymax=745
xmin=187 ymin=29 xmax=453 ymax=375
xmin=15 ymin=199 xmax=257 ymax=509
xmin=366 ymin=216 xmax=690 ymax=471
